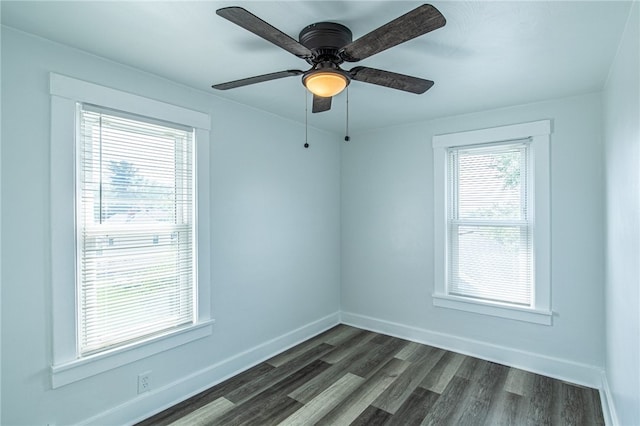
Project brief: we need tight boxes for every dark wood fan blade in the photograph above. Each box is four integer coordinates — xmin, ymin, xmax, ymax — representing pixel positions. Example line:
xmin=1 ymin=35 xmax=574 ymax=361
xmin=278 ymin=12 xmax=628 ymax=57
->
xmin=217 ymin=7 xmax=313 ymax=59
xmin=212 ymin=70 xmax=304 ymax=90
xmin=349 ymin=66 xmax=434 ymax=94
xmin=312 ymin=95 xmax=332 ymax=113
xmin=340 ymin=4 xmax=446 ymax=62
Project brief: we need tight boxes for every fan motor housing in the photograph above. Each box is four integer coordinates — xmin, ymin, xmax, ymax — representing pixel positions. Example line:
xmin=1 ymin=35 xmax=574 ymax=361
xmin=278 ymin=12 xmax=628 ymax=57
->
xmin=299 ymin=22 xmax=352 ymax=62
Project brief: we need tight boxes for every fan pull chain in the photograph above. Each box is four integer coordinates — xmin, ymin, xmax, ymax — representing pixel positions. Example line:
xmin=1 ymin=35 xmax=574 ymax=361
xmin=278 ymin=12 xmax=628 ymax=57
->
xmin=344 ymin=88 xmax=350 ymax=142
xmin=304 ymin=89 xmax=309 ymax=148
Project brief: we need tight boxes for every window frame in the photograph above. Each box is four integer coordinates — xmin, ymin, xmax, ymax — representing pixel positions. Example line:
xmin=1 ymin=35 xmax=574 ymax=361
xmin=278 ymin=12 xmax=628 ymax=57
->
xmin=432 ymin=120 xmax=552 ymax=325
xmin=50 ymin=73 xmax=214 ymax=388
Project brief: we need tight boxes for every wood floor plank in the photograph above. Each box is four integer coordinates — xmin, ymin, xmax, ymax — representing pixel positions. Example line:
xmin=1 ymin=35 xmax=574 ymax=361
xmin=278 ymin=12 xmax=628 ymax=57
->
xmin=371 ymin=332 xmax=400 ymax=345
xmin=456 ymin=362 xmax=510 ymax=425
xmin=320 ymin=329 xmax=377 ymax=364
xmin=557 ymin=382 xmax=605 ymax=426
xmin=485 ymin=390 xmax=523 ymax=425
xmin=294 ymin=330 xmax=403 ymax=403
xmin=266 ymin=330 xmax=334 ymax=368
xmin=247 ymin=397 xmax=303 ymax=425
xmin=524 ymin=374 xmax=559 ymax=425
xmin=372 ymin=345 xmax=445 ymax=414
xmin=268 ymin=359 xmax=332 ymax=397
xmin=351 ymin=405 xmax=393 ymax=425
xmin=167 ymin=397 xmax=234 ymax=426
xmin=386 ymin=386 xmax=440 ymax=426
xmin=225 ymin=342 xmax=334 ymax=404
xmin=503 ymin=367 xmax=536 ymax=396
xmin=419 ymin=350 xmax=465 ymax=394
xmin=585 ymin=387 xmax=606 ymax=426
xmin=457 ymin=396 xmax=491 ymax=425
xmin=455 ymin=355 xmax=482 ymax=380
xmin=321 ymin=324 xmax=364 ymax=346
xmin=316 ymin=357 xmax=410 ymax=426
xmin=394 ymin=341 xmax=428 ymax=362
xmin=214 ymin=359 xmax=329 ymax=425
xmin=290 ymin=338 xmax=382 ymax=403
xmin=468 ymin=358 xmax=493 ymax=383
xmin=279 ymin=373 xmax=364 ymax=425
xmin=473 ymin=362 xmax=510 ymax=406
xmin=404 ymin=344 xmax=434 ymax=363
xmin=420 ymin=375 xmax=471 ymax=425
xmin=212 ymin=394 xmax=301 ymax=426
xmin=287 ymin=364 xmax=350 ymax=404
xmin=348 ymin=337 xmax=409 ymax=379
xmin=560 ymin=381 xmax=588 ymax=426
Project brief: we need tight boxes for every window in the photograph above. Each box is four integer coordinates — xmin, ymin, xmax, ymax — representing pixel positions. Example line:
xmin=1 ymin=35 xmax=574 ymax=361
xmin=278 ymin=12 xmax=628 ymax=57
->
xmin=448 ymin=142 xmax=532 ymax=306
xmin=78 ymin=106 xmax=195 ymax=355
xmin=432 ymin=120 xmax=552 ymax=325
xmin=50 ymin=74 xmax=213 ymax=387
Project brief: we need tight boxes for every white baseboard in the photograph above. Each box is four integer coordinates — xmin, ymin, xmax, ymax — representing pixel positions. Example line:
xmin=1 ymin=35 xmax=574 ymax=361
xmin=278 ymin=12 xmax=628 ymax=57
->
xmin=340 ymin=311 xmax=603 ymax=389
xmin=599 ymin=371 xmax=619 ymax=426
xmin=79 ymin=312 xmax=341 ymax=426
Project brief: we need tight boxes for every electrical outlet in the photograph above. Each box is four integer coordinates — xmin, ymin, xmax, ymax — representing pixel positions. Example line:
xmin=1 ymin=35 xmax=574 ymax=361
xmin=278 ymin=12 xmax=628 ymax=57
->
xmin=138 ymin=371 xmax=152 ymax=394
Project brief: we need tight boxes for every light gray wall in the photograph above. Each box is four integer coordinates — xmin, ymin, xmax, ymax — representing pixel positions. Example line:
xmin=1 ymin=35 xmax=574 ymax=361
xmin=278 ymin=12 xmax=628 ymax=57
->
xmin=341 ymin=92 xmax=605 ymax=372
xmin=603 ymin=2 xmax=640 ymax=425
xmin=1 ymin=27 xmax=341 ymax=425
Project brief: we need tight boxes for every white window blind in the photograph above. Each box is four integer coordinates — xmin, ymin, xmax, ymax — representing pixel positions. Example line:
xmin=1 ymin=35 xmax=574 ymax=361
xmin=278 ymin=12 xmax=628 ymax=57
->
xmin=447 ymin=141 xmax=532 ymax=307
xmin=78 ymin=105 xmax=195 ymax=355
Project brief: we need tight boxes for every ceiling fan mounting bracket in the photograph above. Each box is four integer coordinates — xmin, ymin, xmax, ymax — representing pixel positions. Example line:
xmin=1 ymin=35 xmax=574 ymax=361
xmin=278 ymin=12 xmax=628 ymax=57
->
xmin=299 ymin=22 xmax=352 ymax=64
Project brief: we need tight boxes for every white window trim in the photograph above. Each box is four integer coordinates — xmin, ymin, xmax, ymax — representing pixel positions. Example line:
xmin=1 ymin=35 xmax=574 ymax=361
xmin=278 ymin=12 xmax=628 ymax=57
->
xmin=432 ymin=120 xmax=552 ymax=325
xmin=50 ymin=73 xmax=214 ymax=388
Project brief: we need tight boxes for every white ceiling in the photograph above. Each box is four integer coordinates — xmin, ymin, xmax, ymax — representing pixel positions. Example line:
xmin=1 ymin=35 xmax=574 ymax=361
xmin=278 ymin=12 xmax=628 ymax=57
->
xmin=1 ymin=1 xmax=632 ymax=133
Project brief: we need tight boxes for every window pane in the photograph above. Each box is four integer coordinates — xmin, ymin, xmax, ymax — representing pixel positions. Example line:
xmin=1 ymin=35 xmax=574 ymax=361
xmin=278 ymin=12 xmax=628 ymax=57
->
xmin=449 ymin=225 xmax=531 ymax=306
xmin=456 ymin=146 xmax=525 ymax=220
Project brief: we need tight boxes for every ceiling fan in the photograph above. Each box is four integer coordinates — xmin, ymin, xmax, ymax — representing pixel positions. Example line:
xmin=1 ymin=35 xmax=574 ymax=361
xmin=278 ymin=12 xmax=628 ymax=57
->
xmin=212 ymin=4 xmax=446 ymax=113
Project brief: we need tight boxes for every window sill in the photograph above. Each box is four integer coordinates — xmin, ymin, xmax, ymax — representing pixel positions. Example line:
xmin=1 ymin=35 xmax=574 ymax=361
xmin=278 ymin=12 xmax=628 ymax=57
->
xmin=51 ymin=319 xmax=215 ymax=388
xmin=432 ymin=294 xmax=552 ymax=325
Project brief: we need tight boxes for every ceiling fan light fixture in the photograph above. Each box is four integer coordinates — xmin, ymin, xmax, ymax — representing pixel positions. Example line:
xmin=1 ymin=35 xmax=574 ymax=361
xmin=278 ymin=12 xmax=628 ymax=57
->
xmin=303 ymin=71 xmax=349 ymax=97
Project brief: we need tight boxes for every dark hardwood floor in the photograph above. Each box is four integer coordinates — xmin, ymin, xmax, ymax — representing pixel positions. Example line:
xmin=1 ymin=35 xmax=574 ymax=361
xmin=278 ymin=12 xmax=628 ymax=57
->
xmin=137 ymin=325 xmax=604 ymax=425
